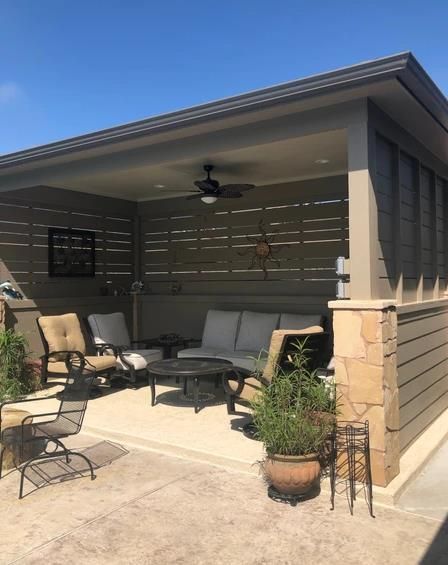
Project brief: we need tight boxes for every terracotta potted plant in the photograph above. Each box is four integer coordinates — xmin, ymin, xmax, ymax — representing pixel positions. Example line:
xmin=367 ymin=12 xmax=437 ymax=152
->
xmin=251 ymin=340 xmax=335 ymax=496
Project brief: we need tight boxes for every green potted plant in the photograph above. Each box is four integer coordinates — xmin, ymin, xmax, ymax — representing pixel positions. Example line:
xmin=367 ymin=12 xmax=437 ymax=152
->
xmin=0 ymin=329 xmax=40 ymax=402
xmin=251 ymin=340 xmax=335 ymax=496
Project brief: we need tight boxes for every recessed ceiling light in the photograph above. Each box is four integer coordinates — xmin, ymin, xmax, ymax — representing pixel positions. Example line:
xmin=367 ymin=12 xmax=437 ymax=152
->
xmin=153 ymin=184 xmax=165 ymax=188
xmin=315 ymin=159 xmax=330 ymax=165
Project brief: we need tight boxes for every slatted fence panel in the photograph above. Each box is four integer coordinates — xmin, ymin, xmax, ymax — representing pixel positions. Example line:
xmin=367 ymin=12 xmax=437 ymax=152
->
xmin=0 ymin=188 xmax=135 ymax=298
xmin=140 ymin=178 xmax=348 ymax=295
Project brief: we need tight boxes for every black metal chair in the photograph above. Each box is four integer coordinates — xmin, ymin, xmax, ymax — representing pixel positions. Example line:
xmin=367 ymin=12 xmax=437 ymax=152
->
xmin=0 ymin=353 xmax=97 ymax=499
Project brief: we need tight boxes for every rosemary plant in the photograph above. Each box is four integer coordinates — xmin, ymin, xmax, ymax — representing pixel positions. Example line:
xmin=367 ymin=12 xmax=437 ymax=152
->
xmin=0 ymin=329 xmax=40 ymax=401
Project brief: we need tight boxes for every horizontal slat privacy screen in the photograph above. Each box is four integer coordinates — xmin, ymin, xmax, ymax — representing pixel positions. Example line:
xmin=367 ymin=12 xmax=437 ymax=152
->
xmin=0 ymin=189 xmax=135 ymax=298
xmin=141 ymin=180 xmax=349 ymax=296
xmin=375 ymin=134 xmax=448 ymax=302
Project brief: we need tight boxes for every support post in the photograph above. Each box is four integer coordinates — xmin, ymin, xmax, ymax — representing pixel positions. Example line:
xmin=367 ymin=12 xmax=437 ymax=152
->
xmin=347 ymin=122 xmax=380 ymax=300
xmin=329 ymin=299 xmax=399 ymax=487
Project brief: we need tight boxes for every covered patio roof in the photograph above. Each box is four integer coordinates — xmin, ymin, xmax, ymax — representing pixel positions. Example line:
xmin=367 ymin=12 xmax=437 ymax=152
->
xmin=0 ymin=52 xmax=446 ymax=199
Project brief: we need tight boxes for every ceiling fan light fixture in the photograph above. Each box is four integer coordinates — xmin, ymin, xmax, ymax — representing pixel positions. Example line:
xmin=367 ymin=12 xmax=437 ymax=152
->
xmin=201 ymin=195 xmax=218 ymax=204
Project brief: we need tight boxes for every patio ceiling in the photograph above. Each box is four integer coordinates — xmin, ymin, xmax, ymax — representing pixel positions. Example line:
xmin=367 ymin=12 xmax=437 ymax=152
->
xmin=30 ymin=129 xmax=348 ymax=201
xmin=0 ymin=52 xmax=446 ymax=200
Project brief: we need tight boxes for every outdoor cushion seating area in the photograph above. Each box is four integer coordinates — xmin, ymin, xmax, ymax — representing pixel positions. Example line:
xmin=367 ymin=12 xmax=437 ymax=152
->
xmin=37 ymin=312 xmax=162 ymax=388
xmin=178 ymin=309 xmax=325 ymax=372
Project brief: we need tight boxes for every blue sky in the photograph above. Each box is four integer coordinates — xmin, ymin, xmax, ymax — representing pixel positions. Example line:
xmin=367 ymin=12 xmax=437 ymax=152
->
xmin=1 ymin=0 xmax=447 ymax=154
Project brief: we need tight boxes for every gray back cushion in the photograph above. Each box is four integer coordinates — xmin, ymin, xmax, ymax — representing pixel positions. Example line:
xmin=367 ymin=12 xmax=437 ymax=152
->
xmin=279 ymin=313 xmax=323 ymax=330
xmin=202 ymin=310 xmax=241 ymax=351
xmin=235 ymin=311 xmax=279 ymax=352
xmin=87 ymin=312 xmax=131 ymax=347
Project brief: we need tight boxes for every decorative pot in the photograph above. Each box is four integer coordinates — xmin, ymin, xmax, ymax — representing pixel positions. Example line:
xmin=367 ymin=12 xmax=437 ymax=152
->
xmin=264 ymin=453 xmax=321 ymax=495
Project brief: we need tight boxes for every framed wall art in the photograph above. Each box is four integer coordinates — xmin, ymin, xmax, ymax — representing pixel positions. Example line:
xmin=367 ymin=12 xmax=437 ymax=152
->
xmin=48 ymin=228 xmax=95 ymax=277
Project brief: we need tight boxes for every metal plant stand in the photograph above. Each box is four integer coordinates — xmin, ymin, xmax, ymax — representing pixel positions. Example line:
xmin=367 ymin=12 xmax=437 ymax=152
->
xmin=329 ymin=420 xmax=374 ymax=517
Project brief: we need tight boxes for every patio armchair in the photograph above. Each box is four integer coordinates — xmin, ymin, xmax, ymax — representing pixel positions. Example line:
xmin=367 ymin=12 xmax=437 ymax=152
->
xmin=37 ymin=313 xmax=117 ymax=387
xmin=222 ymin=326 xmax=329 ymax=414
xmin=86 ymin=312 xmax=162 ymax=386
xmin=0 ymin=353 xmax=97 ymax=499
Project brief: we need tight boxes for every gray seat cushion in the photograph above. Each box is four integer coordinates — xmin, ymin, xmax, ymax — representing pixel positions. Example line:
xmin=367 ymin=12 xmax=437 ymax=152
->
xmin=216 ymin=350 xmax=268 ymax=373
xmin=279 ymin=313 xmax=323 ymax=330
xmin=177 ymin=347 xmax=222 ymax=359
xmin=87 ymin=312 xmax=131 ymax=347
xmin=118 ymin=348 xmax=162 ymax=371
xmin=235 ymin=311 xmax=279 ymax=353
xmin=202 ymin=310 xmax=241 ymax=351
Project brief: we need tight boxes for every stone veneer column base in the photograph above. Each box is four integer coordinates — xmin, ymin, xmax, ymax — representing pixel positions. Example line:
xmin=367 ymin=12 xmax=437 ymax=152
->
xmin=329 ymin=300 xmax=399 ymax=487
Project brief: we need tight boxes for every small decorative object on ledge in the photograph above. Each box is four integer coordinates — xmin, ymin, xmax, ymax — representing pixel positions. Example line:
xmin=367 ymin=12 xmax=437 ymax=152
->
xmin=0 ymin=281 xmax=23 ymax=300
xmin=238 ymin=219 xmax=287 ymax=280
xmin=48 ymin=228 xmax=95 ymax=277
xmin=130 ymin=281 xmax=145 ymax=294
xmin=170 ymin=282 xmax=182 ymax=295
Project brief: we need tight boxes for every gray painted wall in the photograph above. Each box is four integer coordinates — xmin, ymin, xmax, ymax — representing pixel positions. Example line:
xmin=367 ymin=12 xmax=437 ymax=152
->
xmin=397 ymin=301 xmax=448 ymax=452
xmin=0 ymin=186 xmax=136 ymax=299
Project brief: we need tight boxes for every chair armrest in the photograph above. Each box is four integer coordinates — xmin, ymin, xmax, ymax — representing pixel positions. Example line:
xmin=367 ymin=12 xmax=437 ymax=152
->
xmin=42 ymin=350 xmax=86 ymax=372
xmin=222 ymin=369 xmax=253 ymax=397
xmin=95 ymin=343 xmax=127 ymax=356
xmin=0 ymin=396 xmax=53 ymax=432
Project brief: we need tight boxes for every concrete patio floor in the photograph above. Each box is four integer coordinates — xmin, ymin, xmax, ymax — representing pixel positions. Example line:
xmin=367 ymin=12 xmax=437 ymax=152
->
xmin=0 ymin=435 xmax=447 ymax=565
xmin=38 ymin=376 xmax=265 ymax=474
xmin=398 ymin=439 xmax=448 ymax=521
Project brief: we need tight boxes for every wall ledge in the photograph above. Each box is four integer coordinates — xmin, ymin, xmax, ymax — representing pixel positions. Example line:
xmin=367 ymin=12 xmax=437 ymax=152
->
xmin=397 ymin=298 xmax=448 ymax=315
xmin=328 ymin=299 xmax=397 ymax=311
xmin=4 ymin=295 xmax=132 ymax=312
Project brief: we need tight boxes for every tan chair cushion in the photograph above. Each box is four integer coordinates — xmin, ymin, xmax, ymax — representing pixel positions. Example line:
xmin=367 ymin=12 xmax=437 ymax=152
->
xmin=262 ymin=326 xmax=324 ymax=382
xmin=47 ymin=355 xmax=117 ymax=374
xmin=39 ymin=314 xmax=86 ymax=360
xmin=228 ymin=376 xmax=263 ymax=402
xmin=230 ymin=326 xmax=324 ymax=403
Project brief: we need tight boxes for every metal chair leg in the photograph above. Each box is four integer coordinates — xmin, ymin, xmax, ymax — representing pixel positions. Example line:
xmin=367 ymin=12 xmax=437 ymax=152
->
xmin=226 ymin=394 xmax=236 ymax=415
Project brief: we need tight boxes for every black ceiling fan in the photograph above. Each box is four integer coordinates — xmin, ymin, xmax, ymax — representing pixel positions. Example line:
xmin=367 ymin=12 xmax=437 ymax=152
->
xmin=187 ymin=165 xmax=255 ymax=200
xmin=159 ymin=165 xmax=255 ymax=202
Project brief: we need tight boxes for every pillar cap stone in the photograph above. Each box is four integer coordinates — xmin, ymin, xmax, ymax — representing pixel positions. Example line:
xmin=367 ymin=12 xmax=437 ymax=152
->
xmin=328 ymin=299 xmax=397 ymax=311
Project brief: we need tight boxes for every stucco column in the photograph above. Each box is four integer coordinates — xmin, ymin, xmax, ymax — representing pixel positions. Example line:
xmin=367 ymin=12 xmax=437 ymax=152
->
xmin=329 ymin=299 xmax=399 ymax=487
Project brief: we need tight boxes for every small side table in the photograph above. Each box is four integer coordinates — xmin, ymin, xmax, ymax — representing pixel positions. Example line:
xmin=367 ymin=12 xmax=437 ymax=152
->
xmin=145 ymin=335 xmax=197 ymax=359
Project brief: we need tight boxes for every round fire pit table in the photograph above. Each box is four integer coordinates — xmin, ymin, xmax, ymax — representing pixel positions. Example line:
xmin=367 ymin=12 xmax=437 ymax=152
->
xmin=147 ymin=357 xmax=233 ymax=413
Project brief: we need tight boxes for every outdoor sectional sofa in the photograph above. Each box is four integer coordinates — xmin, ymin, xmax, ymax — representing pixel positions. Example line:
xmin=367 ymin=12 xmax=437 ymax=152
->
xmin=178 ymin=309 xmax=324 ymax=371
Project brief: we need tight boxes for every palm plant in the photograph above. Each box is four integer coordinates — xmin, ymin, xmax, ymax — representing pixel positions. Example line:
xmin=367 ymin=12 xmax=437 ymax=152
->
xmin=0 ymin=329 xmax=40 ymax=401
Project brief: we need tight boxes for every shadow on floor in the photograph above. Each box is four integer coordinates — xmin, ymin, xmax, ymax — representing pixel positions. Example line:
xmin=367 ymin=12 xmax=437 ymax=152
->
xmin=20 ymin=440 xmax=129 ymax=498
xmin=420 ymin=514 xmax=448 ymax=564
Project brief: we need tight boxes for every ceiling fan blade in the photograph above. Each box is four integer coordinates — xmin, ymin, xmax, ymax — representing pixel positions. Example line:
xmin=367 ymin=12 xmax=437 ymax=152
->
xmin=194 ymin=179 xmax=219 ymax=191
xmin=186 ymin=193 xmax=206 ymax=200
xmin=218 ymin=191 xmax=242 ymax=199
xmin=220 ymin=183 xmax=255 ymax=192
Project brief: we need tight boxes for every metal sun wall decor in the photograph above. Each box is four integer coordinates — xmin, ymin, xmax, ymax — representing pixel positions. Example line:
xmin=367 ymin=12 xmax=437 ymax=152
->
xmin=48 ymin=228 xmax=95 ymax=277
xmin=238 ymin=219 xmax=287 ymax=280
